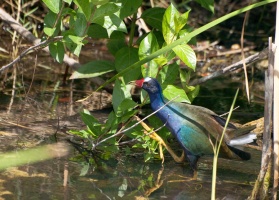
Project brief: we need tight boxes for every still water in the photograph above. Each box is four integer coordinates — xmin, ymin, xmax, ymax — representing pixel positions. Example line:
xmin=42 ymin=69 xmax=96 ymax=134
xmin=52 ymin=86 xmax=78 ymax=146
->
xmin=0 ymin=40 xmax=264 ymax=199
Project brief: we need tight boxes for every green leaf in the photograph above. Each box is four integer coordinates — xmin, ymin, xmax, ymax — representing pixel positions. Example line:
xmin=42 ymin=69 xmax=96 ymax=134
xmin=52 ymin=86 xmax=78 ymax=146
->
xmin=141 ymin=7 xmax=165 ymax=31
xmin=63 ymin=0 xmax=72 ymax=4
xmin=49 ymin=41 xmax=64 ymax=63
xmin=103 ymin=111 xmax=118 ymax=133
xmin=116 ymin=99 xmax=137 ymax=117
xmin=107 ymin=32 xmax=126 ymax=55
xmin=103 ymin=14 xmax=127 ymax=36
xmin=112 ymin=79 xmax=132 ymax=112
xmin=44 ymin=27 xmax=56 ymax=36
xmin=162 ymin=4 xmax=190 ymax=44
xmin=87 ymin=24 xmax=109 ymax=39
xmin=115 ymin=47 xmax=140 ymax=82
xmin=97 ymin=0 xmax=277 ymax=92
xmin=74 ymin=11 xmax=87 ymax=36
xmin=91 ymin=3 xmax=120 ymax=22
xmin=42 ymin=0 xmax=61 ymax=14
xmin=195 ymin=0 xmax=214 ymax=13
xmin=159 ymin=62 xmax=179 ymax=86
xmin=187 ymin=85 xmax=200 ymax=102
xmin=91 ymin=0 xmax=109 ymax=5
xmin=179 ymin=68 xmax=191 ymax=88
xmin=91 ymin=3 xmax=126 ymax=36
xmin=80 ymin=110 xmax=102 ymax=134
xmin=44 ymin=11 xmax=60 ymax=36
xmin=79 ymin=163 xmax=90 ymax=176
xmin=173 ymin=44 xmax=196 ymax=70
xmin=70 ymin=60 xmax=114 ymax=79
xmin=118 ymin=0 xmax=142 ymax=19
xmin=138 ymin=32 xmax=159 ymax=78
xmin=64 ymin=34 xmax=85 ymax=56
xmin=73 ymin=0 xmax=91 ymax=21
xmin=139 ymin=32 xmax=159 ymax=60
xmin=163 ymin=85 xmax=190 ymax=103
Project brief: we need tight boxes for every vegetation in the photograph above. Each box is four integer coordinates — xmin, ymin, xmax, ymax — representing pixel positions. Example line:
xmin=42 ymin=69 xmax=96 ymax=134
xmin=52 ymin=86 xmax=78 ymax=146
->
xmin=0 ymin=0 xmax=277 ymax=199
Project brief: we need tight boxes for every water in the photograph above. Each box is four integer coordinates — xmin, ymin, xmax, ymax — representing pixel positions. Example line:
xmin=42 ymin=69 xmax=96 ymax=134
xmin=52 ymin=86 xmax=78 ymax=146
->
xmin=0 ymin=35 xmax=264 ymax=199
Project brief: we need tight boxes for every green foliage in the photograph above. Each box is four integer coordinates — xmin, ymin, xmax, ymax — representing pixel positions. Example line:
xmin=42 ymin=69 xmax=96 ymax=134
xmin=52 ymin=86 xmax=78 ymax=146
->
xmin=45 ymin=1 xmax=198 ymax=165
xmin=71 ymin=60 xmax=114 ymax=79
xmin=40 ymin=0 xmax=274 ymax=168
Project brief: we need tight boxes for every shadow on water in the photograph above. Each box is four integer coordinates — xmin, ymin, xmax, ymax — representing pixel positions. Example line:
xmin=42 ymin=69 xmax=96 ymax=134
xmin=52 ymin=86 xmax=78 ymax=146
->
xmin=0 ymin=36 xmax=264 ymax=199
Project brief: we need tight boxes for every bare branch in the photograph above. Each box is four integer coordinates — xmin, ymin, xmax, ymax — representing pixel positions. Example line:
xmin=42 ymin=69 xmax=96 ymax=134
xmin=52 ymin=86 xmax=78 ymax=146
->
xmin=0 ymin=36 xmax=63 ymax=72
xmin=190 ymin=48 xmax=268 ymax=86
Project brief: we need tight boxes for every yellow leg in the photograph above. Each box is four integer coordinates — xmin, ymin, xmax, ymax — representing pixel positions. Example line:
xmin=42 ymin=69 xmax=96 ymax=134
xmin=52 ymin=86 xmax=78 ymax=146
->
xmin=134 ymin=116 xmax=185 ymax=163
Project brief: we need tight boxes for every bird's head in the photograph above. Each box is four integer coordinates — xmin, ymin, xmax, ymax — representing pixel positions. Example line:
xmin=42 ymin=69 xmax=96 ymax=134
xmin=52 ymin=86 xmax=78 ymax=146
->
xmin=134 ymin=77 xmax=162 ymax=94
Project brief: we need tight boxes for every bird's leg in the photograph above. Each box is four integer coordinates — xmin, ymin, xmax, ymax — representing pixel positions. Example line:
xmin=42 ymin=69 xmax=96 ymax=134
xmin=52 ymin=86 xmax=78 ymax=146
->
xmin=134 ymin=116 xmax=185 ymax=163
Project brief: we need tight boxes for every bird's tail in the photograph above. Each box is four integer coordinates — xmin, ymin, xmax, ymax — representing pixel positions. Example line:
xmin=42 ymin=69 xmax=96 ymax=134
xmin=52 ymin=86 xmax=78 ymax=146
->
xmin=226 ymin=131 xmax=257 ymax=160
xmin=227 ymin=145 xmax=251 ymax=160
xmin=227 ymin=132 xmax=257 ymax=146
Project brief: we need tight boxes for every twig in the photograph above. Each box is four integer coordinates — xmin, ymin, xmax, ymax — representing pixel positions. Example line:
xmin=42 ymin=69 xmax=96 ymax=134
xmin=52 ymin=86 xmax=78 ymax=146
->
xmin=92 ymin=95 xmax=180 ymax=150
xmin=240 ymin=9 xmax=250 ymax=102
xmin=0 ymin=36 xmax=63 ymax=72
xmin=190 ymin=48 xmax=268 ymax=86
xmin=219 ymin=106 xmax=240 ymax=117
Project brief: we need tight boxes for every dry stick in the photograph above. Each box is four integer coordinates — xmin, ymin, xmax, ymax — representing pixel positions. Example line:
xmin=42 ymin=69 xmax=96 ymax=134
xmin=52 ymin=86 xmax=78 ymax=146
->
xmin=240 ymin=8 xmax=250 ymax=102
xmin=249 ymin=37 xmax=274 ymax=199
xmin=92 ymin=96 xmax=180 ymax=150
xmin=0 ymin=36 xmax=63 ymax=72
xmin=273 ymin=1 xmax=279 ymax=199
xmin=190 ymin=48 xmax=268 ymax=86
xmin=0 ymin=8 xmax=108 ymax=88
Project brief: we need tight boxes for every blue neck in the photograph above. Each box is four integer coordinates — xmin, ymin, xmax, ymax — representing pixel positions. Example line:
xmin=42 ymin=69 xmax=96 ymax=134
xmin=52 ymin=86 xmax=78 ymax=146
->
xmin=148 ymin=91 xmax=165 ymax=110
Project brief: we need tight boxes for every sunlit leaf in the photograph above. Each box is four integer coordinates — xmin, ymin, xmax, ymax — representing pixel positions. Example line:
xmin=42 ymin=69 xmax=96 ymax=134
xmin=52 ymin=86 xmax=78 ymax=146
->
xmin=73 ymin=0 xmax=91 ymax=21
xmin=173 ymin=44 xmax=196 ymax=70
xmin=163 ymin=85 xmax=190 ymax=103
xmin=162 ymin=4 xmax=190 ymax=44
xmin=105 ymin=14 xmax=127 ymax=36
xmin=63 ymin=0 xmax=72 ymax=5
xmin=139 ymin=32 xmax=160 ymax=77
xmin=42 ymin=0 xmax=61 ymax=14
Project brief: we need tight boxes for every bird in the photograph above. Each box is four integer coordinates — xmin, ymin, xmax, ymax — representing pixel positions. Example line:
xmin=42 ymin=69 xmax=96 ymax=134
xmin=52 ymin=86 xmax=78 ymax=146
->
xmin=134 ymin=77 xmax=256 ymax=170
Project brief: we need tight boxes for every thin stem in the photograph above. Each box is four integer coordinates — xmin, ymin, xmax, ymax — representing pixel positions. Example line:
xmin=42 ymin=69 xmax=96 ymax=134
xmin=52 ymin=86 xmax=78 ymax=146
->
xmin=211 ymin=89 xmax=239 ymax=200
xmin=92 ymin=95 xmax=180 ymax=150
xmin=129 ymin=12 xmax=137 ymax=47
